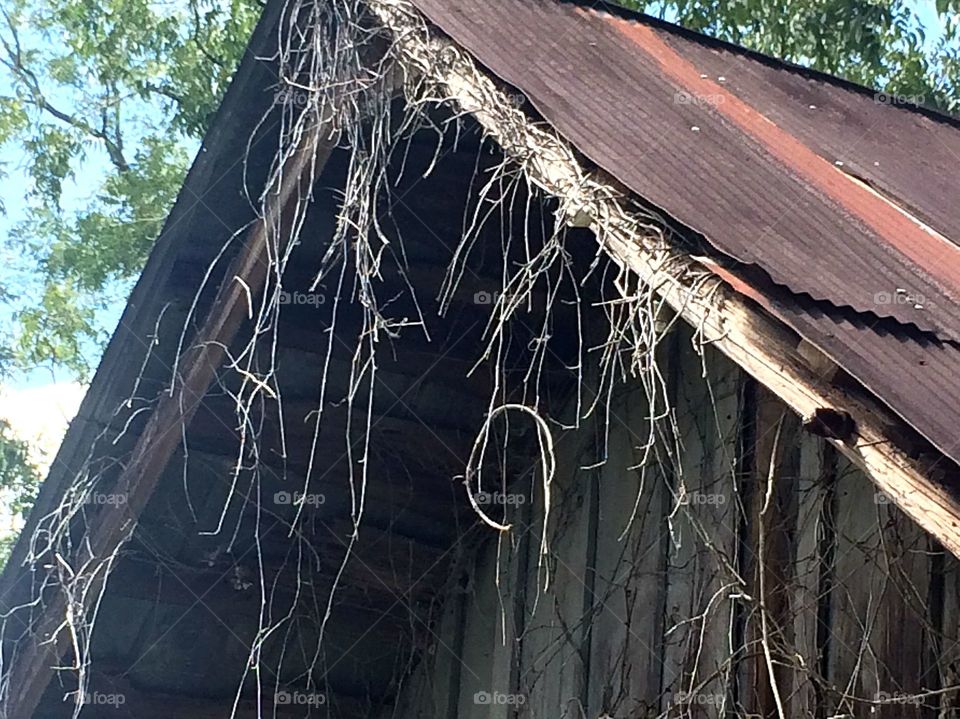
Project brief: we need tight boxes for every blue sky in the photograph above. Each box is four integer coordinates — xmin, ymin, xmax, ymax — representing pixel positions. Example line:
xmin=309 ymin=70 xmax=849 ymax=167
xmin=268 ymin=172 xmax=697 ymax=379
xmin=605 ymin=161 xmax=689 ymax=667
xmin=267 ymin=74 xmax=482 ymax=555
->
xmin=913 ymin=0 xmax=944 ymax=46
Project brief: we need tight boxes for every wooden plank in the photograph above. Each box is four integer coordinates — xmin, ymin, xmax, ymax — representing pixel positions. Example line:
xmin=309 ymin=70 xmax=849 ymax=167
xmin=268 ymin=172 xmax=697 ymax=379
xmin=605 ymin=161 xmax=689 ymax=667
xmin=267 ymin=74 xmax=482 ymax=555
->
xmin=453 ymin=542 xmax=502 ymax=719
xmin=876 ymin=513 xmax=930 ymax=718
xmin=147 ymin=448 xmax=465 ymax=550
xmin=660 ymin=341 xmax=742 ymax=717
xmin=584 ymin=377 xmax=669 ymax=717
xmin=738 ymin=386 xmax=802 ymax=718
xmin=787 ymin=433 xmax=831 ymax=717
xmin=822 ymin=458 xmax=932 ymax=718
xmin=390 ymin=585 xmax=468 ymax=718
xmin=936 ymin=552 xmax=960 ymax=715
xmin=824 ymin=458 xmax=888 ymax=718
xmin=4 ymin=122 xmax=334 ymax=719
xmin=516 ymin=417 xmax=598 ymax=717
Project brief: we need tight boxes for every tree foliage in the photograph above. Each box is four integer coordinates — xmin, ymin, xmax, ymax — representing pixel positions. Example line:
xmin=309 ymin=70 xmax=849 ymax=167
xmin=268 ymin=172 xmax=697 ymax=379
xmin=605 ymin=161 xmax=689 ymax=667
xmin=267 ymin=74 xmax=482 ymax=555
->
xmin=0 ymin=418 xmax=40 ymax=567
xmin=0 ymin=0 xmax=260 ymax=378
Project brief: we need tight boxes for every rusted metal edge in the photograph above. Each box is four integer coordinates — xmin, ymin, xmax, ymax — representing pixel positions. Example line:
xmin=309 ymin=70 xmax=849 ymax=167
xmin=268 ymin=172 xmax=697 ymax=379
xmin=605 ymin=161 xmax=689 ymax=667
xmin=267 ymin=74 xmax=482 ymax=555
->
xmin=559 ymin=0 xmax=960 ymax=128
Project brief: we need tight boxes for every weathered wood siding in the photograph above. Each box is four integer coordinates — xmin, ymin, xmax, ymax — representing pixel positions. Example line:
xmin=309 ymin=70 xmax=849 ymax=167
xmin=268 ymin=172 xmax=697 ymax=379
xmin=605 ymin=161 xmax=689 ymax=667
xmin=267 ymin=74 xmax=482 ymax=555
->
xmin=396 ymin=330 xmax=955 ymax=718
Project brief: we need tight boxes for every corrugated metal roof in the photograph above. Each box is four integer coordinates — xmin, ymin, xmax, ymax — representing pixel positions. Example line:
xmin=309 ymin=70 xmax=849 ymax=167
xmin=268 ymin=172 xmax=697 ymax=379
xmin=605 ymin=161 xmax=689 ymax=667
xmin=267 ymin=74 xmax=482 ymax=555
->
xmin=408 ymin=0 xmax=960 ymax=463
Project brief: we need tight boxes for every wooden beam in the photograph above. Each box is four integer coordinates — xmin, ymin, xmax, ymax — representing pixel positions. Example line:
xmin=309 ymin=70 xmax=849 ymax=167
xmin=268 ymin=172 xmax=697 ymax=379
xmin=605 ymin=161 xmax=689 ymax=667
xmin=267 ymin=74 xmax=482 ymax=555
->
xmin=371 ymin=0 xmax=960 ymax=559
xmin=182 ymin=395 xmax=475 ymax=471
xmin=4 ymin=123 xmax=335 ymax=719
xmin=743 ymin=386 xmax=800 ymax=717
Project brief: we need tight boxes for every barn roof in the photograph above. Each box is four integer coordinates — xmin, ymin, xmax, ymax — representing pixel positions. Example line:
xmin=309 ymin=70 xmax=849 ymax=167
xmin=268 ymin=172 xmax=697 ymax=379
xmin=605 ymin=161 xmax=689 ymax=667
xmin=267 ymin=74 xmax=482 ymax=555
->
xmin=4 ymin=0 xmax=960 ymax=715
xmin=408 ymin=0 xmax=960 ymax=467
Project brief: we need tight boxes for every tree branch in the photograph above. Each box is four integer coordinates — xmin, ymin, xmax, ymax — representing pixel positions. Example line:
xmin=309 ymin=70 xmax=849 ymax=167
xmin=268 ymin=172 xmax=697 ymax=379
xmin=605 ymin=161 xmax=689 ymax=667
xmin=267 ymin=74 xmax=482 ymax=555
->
xmin=0 ymin=6 xmax=129 ymax=172
xmin=141 ymin=82 xmax=187 ymax=107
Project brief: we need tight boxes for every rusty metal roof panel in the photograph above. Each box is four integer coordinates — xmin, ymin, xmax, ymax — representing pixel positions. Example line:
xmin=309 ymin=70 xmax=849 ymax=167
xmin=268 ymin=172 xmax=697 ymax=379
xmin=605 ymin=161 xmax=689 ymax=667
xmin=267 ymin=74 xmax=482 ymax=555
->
xmin=409 ymin=0 xmax=960 ymax=339
xmin=408 ymin=0 xmax=960 ymax=463
xmin=705 ymin=259 xmax=960 ymax=463
xmin=658 ymin=30 xmax=960 ymax=246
